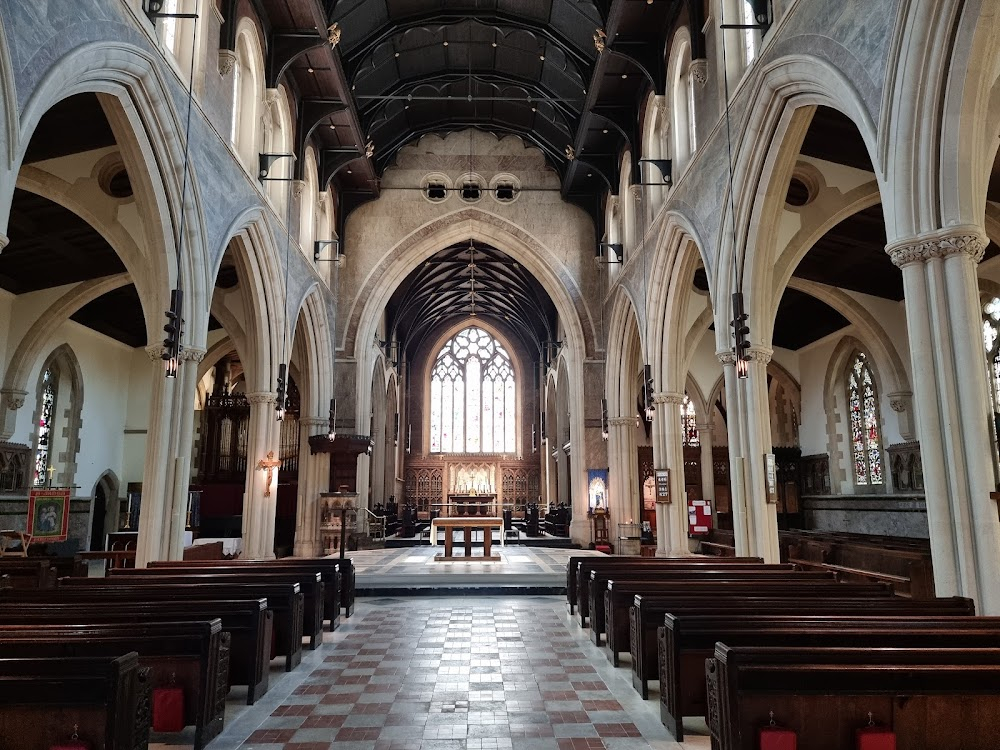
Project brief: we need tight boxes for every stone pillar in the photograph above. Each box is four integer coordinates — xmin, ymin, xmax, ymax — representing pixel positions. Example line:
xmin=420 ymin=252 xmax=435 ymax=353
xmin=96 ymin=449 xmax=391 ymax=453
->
xmin=242 ymin=391 xmax=279 ymax=560
xmin=649 ymin=396 xmax=669 ymax=556
xmin=887 ymin=229 xmax=1000 ymax=613
xmin=136 ymin=345 xmax=178 ymax=567
xmin=165 ymin=347 xmax=205 ymax=560
xmin=654 ymin=392 xmax=691 ymax=557
xmin=607 ymin=416 xmax=637 ymax=537
xmin=293 ymin=417 xmax=328 ymax=557
xmin=741 ymin=348 xmax=780 ymax=564
xmin=697 ymin=422 xmax=717 ymax=524
xmin=370 ymin=422 xmax=386 ymax=508
xmin=718 ymin=351 xmax=752 ymax=557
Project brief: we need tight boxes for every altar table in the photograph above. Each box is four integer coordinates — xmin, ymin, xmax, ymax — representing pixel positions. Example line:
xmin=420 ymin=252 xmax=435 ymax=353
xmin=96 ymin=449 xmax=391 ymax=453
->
xmin=430 ymin=516 xmax=503 ymax=561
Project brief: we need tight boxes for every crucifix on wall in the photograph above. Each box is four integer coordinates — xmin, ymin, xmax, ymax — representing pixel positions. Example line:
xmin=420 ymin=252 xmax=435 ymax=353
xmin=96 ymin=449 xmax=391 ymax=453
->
xmin=256 ymin=451 xmax=281 ymax=497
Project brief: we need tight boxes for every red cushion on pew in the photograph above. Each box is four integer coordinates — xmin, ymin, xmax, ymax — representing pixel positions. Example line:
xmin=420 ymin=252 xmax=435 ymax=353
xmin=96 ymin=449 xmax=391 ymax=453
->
xmin=759 ymin=726 xmax=797 ymax=750
xmin=152 ymin=686 xmax=185 ymax=732
xmin=857 ymin=726 xmax=896 ymax=750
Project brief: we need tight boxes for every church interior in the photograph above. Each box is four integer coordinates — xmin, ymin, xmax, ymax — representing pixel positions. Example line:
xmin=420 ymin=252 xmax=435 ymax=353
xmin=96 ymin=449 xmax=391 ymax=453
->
xmin=0 ymin=0 xmax=999 ymax=748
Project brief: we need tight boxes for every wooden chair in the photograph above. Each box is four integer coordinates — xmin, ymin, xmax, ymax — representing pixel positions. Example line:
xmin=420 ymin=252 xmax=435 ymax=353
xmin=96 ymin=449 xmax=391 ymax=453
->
xmin=0 ymin=530 xmax=28 ymax=557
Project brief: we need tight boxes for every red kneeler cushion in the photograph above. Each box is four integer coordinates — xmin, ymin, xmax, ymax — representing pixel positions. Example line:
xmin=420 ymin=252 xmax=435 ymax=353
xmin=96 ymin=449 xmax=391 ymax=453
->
xmin=153 ymin=686 xmax=185 ymax=732
xmin=759 ymin=726 xmax=797 ymax=750
xmin=50 ymin=742 xmax=89 ymax=750
xmin=857 ymin=726 xmax=896 ymax=750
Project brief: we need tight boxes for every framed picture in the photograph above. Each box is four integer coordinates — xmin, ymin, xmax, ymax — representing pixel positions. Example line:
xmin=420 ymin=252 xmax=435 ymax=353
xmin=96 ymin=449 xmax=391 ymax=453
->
xmin=655 ymin=469 xmax=671 ymax=503
xmin=27 ymin=488 xmax=70 ymax=542
xmin=587 ymin=469 xmax=609 ymax=513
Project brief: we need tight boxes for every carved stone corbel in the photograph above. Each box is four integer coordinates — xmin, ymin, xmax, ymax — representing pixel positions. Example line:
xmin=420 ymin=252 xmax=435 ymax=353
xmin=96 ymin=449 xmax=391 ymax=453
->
xmin=689 ymin=59 xmax=708 ymax=87
xmin=218 ymin=49 xmax=237 ymax=77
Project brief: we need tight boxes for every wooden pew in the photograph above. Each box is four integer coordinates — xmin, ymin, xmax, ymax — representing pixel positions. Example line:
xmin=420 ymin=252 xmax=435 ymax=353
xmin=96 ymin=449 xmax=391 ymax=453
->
xmin=0 ymin=654 xmax=150 ymax=750
xmin=706 ymin=645 xmax=1000 ymax=750
xmin=108 ymin=569 xmax=326 ymax=648
xmin=585 ymin=564 xmax=799 ymax=634
xmin=0 ymin=558 xmax=57 ymax=588
xmin=0 ymin=620 xmax=228 ymax=750
xmin=0 ymin=596 xmax=272 ymax=704
xmin=147 ymin=557 xmax=356 ymax=618
xmin=658 ymin=611 xmax=990 ymax=740
xmin=567 ymin=556 xmax=765 ymax=620
xmin=603 ymin=580 xmax=891 ymax=664
xmin=146 ymin=560 xmax=343 ymax=631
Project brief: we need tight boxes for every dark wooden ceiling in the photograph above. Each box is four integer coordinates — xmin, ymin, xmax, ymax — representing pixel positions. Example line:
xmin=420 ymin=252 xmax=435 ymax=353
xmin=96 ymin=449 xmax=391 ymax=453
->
xmin=385 ymin=239 xmax=557 ymax=359
xmin=773 ymin=287 xmax=850 ymax=351
xmin=71 ymin=285 xmax=147 ymax=348
xmin=22 ymin=93 xmax=116 ymax=164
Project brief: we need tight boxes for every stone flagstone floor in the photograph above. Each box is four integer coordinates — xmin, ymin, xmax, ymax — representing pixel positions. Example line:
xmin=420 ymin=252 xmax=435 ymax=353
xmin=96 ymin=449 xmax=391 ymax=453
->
xmin=198 ymin=595 xmax=709 ymax=750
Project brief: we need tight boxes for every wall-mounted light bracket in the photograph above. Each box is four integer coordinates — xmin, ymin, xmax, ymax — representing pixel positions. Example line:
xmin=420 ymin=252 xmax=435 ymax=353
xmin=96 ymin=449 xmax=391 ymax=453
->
xmin=595 ymin=242 xmax=624 ymax=265
xmin=638 ymin=158 xmax=673 ymax=186
xmin=143 ymin=0 xmax=199 ymax=19
xmin=313 ymin=239 xmax=342 ymax=262
xmin=258 ymin=153 xmax=297 ymax=183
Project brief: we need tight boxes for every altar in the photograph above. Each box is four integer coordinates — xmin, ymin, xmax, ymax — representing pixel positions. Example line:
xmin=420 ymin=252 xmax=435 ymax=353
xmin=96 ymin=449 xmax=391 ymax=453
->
xmin=437 ymin=493 xmax=498 ymax=517
xmin=430 ymin=516 xmax=503 ymax=561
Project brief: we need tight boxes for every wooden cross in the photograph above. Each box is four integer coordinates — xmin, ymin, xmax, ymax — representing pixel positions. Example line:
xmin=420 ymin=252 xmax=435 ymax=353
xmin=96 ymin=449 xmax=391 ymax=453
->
xmin=256 ymin=451 xmax=281 ymax=497
xmin=46 ymin=465 xmax=55 ymax=488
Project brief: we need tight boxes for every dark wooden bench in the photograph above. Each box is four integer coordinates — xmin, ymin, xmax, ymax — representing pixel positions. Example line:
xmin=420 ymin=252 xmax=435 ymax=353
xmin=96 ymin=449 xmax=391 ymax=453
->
xmin=585 ymin=564 xmax=799 ymax=634
xmin=0 ymin=653 xmax=150 ymax=750
xmin=0 ymin=595 xmax=272 ymax=704
xmin=603 ymin=580 xmax=891 ymax=664
xmin=706 ymin=645 xmax=1000 ymax=750
xmin=0 ymin=620 xmax=228 ymax=749
xmin=658 ymin=610 xmax=990 ymax=739
xmin=108 ymin=569 xmax=326 ymax=648
xmin=146 ymin=560 xmax=342 ymax=631
xmin=147 ymin=557 xmax=356 ymax=618
xmin=58 ymin=578 xmax=303 ymax=671
xmin=0 ymin=558 xmax=57 ymax=588
xmin=567 ymin=556 xmax=765 ymax=620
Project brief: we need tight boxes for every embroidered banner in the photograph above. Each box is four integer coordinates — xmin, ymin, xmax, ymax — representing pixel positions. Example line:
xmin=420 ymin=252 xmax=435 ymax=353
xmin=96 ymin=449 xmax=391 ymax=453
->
xmin=587 ymin=469 xmax=609 ymax=512
xmin=27 ymin=487 xmax=71 ymax=543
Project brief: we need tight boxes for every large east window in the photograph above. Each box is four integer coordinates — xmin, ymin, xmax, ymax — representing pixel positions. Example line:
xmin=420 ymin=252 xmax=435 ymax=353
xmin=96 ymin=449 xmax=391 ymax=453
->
xmin=847 ymin=352 xmax=883 ymax=486
xmin=430 ymin=327 xmax=516 ymax=454
xmin=681 ymin=393 xmax=700 ymax=447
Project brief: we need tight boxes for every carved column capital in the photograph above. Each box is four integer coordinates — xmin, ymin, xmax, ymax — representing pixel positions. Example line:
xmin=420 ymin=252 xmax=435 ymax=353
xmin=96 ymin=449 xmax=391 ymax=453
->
xmin=747 ymin=346 xmax=773 ymax=365
xmin=180 ymin=347 xmax=207 ymax=364
xmin=246 ymin=391 xmax=278 ymax=405
xmin=292 ymin=179 xmax=306 ymax=199
xmin=886 ymin=228 xmax=988 ymax=268
xmin=887 ymin=391 xmax=912 ymax=413
xmin=696 ymin=422 xmax=714 ymax=435
xmin=653 ymin=391 xmax=685 ymax=406
xmin=1 ymin=388 xmax=27 ymax=410
xmin=218 ymin=49 xmax=237 ymax=76
xmin=145 ymin=344 xmax=167 ymax=362
xmin=299 ymin=417 xmax=328 ymax=430
xmin=608 ymin=416 xmax=637 ymax=428
xmin=689 ymin=58 xmax=708 ymax=87
xmin=630 ymin=184 xmax=642 ymax=202
xmin=717 ymin=350 xmax=737 ymax=366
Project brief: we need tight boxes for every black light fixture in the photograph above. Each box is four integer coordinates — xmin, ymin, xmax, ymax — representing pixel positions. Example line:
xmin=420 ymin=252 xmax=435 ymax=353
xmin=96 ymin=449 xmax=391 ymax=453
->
xmin=275 ymin=362 xmax=288 ymax=421
xmin=642 ymin=364 xmax=655 ymax=421
xmin=313 ymin=239 xmax=342 ymax=262
xmin=638 ymin=158 xmax=673 ymax=186
xmin=258 ymin=152 xmax=296 ymax=183
xmin=731 ymin=292 xmax=751 ymax=379
xmin=142 ymin=0 xmax=198 ymax=20
xmin=720 ymin=0 xmax=771 ymax=30
xmin=601 ymin=398 xmax=609 ymax=440
xmin=162 ymin=288 xmax=184 ymax=378
xmin=596 ymin=242 xmax=624 ymax=265
xmin=393 ymin=413 xmax=399 ymax=446
xmin=540 ymin=412 xmax=547 ymax=440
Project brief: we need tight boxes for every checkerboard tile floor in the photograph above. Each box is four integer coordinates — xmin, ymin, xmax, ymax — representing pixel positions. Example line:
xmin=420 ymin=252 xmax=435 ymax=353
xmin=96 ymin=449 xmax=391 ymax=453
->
xmin=229 ymin=596 xmax=707 ymax=750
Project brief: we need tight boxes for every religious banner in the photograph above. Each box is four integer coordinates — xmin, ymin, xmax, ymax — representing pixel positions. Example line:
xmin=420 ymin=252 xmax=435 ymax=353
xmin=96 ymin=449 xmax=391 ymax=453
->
xmin=27 ymin=487 xmax=71 ymax=543
xmin=587 ymin=469 xmax=608 ymax=512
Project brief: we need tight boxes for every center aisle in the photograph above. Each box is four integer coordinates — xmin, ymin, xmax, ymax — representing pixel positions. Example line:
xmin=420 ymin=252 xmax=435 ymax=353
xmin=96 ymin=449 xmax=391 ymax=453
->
xmin=216 ymin=596 xmax=707 ymax=750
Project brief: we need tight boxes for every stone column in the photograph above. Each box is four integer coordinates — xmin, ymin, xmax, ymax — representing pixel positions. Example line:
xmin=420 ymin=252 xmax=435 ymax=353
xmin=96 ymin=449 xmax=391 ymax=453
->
xmin=370 ymin=422 xmax=386 ymax=509
xmin=607 ymin=416 xmax=637 ymax=537
xmin=887 ymin=229 xmax=1000 ymax=613
xmin=697 ymin=422 xmax=717 ymax=524
xmin=741 ymin=348 xmax=780 ymax=564
xmin=293 ymin=417 xmax=328 ymax=557
xmin=649 ymin=396 xmax=669 ymax=556
xmin=242 ymin=391 xmax=279 ymax=560
xmin=136 ymin=345 xmax=178 ymax=567
xmin=654 ymin=392 xmax=691 ymax=557
xmin=717 ymin=351 xmax=752 ymax=557
xmin=165 ymin=347 xmax=206 ymax=560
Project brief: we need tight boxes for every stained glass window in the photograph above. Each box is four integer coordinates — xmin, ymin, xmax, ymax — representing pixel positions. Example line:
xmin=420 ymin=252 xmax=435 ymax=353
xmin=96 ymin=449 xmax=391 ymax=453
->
xmin=430 ymin=327 xmax=516 ymax=454
xmin=33 ymin=367 xmax=57 ymax=487
xmin=681 ymin=393 xmax=700 ymax=447
xmin=847 ymin=352 xmax=883 ymax=486
xmin=983 ymin=298 xmax=1000 ymax=414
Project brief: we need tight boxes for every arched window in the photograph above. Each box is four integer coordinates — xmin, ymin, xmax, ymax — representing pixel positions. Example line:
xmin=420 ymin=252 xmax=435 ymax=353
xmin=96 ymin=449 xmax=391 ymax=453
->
xmin=847 ymin=352 xmax=883 ymax=486
xmin=982 ymin=298 xmax=1000 ymax=462
xmin=230 ymin=22 xmax=263 ymax=169
xmin=667 ymin=33 xmax=696 ymax=172
xmin=430 ymin=327 xmax=516 ymax=454
xmin=680 ymin=393 xmax=700 ymax=447
xmin=32 ymin=366 xmax=58 ymax=486
xmin=742 ymin=1 xmax=760 ymax=66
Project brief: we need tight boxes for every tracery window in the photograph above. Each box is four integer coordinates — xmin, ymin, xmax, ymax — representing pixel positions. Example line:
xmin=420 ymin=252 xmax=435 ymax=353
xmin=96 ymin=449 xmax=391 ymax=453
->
xmin=33 ymin=367 xmax=58 ymax=487
xmin=681 ymin=393 xmax=700 ymax=447
xmin=742 ymin=1 xmax=759 ymax=66
xmin=847 ymin=352 xmax=883 ymax=486
xmin=430 ymin=327 xmax=516 ymax=454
